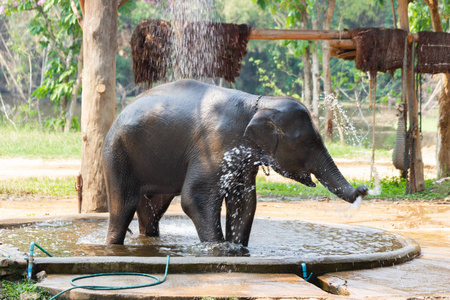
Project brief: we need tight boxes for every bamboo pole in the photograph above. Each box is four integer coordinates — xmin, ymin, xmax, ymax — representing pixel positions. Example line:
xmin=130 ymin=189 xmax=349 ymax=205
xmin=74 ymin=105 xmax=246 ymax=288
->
xmin=249 ymin=28 xmax=418 ymax=43
xmin=249 ymin=28 xmax=350 ymax=40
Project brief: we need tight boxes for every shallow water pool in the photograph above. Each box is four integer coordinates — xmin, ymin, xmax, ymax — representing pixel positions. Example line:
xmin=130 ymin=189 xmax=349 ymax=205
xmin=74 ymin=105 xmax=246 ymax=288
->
xmin=0 ymin=216 xmax=403 ymax=257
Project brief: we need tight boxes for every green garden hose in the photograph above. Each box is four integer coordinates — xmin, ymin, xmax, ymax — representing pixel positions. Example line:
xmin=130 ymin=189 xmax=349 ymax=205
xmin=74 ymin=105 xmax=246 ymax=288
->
xmin=28 ymin=242 xmax=170 ymax=300
xmin=50 ymin=255 xmax=170 ymax=300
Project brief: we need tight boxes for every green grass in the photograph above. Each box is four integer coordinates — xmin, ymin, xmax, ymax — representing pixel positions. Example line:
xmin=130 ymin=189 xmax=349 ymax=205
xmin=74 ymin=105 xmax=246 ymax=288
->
xmin=0 ymin=177 xmax=77 ymax=196
xmin=256 ymin=176 xmax=333 ymax=198
xmin=0 ymin=175 xmax=446 ymax=200
xmin=256 ymin=176 xmax=449 ymax=201
xmin=0 ymin=279 xmax=51 ymax=300
xmin=421 ymin=115 xmax=438 ymax=133
xmin=0 ymin=127 xmax=81 ymax=159
xmin=0 ymin=127 xmax=393 ymax=161
xmin=325 ymin=142 xmax=392 ymax=159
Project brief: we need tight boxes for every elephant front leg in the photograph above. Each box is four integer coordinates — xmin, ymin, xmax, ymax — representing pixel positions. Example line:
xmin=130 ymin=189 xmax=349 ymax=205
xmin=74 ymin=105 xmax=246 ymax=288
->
xmin=137 ymin=194 xmax=175 ymax=237
xmin=225 ymin=174 xmax=257 ymax=247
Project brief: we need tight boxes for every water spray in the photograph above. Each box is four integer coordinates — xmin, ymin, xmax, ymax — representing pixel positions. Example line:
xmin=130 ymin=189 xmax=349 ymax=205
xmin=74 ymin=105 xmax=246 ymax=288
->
xmin=325 ymin=93 xmax=382 ymax=197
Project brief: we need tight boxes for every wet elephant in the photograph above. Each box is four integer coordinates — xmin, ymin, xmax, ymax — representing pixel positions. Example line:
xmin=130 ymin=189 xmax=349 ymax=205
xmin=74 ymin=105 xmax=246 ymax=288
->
xmin=103 ymin=79 xmax=368 ymax=246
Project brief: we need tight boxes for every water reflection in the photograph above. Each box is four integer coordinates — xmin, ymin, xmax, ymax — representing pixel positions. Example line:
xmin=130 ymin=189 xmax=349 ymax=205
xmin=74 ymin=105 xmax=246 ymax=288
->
xmin=0 ymin=216 xmax=403 ymax=258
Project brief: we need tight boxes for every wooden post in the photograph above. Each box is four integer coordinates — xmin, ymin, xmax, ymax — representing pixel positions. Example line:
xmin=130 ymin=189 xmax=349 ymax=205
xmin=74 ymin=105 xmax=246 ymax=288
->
xmin=397 ymin=0 xmax=425 ymax=192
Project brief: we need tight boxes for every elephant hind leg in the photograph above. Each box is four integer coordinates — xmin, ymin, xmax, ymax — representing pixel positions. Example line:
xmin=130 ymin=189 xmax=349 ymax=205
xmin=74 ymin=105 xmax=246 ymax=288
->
xmin=106 ymin=191 xmax=139 ymax=245
xmin=137 ymin=194 xmax=175 ymax=237
xmin=104 ymin=157 xmax=141 ymax=245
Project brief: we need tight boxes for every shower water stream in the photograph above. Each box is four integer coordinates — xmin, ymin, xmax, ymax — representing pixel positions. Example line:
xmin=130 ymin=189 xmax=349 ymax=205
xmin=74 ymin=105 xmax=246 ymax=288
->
xmin=152 ymin=0 xmax=223 ymax=82
xmin=324 ymin=93 xmax=382 ymax=195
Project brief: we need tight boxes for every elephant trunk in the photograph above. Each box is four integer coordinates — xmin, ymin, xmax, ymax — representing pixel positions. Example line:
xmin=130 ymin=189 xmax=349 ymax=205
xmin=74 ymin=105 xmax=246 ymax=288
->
xmin=312 ymin=149 xmax=368 ymax=203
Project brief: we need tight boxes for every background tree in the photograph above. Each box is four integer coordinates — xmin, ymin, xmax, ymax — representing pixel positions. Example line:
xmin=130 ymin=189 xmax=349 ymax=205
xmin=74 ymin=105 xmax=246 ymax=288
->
xmin=0 ymin=0 xmax=82 ymax=131
xmin=79 ymin=0 xmax=123 ymax=212
xmin=252 ymin=0 xmax=333 ymax=133
xmin=415 ymin=0 xmax=450 ymax=178
xmin=1 ymin=0 xmax=447 ymax=202
xmin=322 ymin=0 xmax=335 ymax=141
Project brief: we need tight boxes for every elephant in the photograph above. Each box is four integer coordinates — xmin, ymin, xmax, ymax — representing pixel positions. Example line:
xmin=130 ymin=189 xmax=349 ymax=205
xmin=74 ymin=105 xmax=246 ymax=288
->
xmin=103 ymin=79 xmax=368 ymax=247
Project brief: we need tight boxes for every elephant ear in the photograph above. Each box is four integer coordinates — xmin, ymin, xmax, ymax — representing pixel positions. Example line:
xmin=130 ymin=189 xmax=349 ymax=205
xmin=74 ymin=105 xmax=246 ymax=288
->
xmin=244 ymin=109 xmax=281 ymax=157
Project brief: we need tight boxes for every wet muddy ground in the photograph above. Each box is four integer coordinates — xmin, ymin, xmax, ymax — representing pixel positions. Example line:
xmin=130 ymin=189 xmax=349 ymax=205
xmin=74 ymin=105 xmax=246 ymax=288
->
xmin=0 ymin=156 xmax=449 ymax=298
xmin=1 ymin=194 xmax=449 ymax=250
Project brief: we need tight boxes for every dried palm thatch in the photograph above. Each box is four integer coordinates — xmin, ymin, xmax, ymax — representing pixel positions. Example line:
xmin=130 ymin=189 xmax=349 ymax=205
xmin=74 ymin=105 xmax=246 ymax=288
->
xmin=130 ymin=19 xmax=251 ymax=87
xmin=348 ymin=28 xmax=408 ymax=77
xmin=131 ymin=19 xmax=173 ymax=87
xmin=416 ymin=31 xmax=450 ymax=74
xmin=182 ymin=22 xmax=250 ymax=82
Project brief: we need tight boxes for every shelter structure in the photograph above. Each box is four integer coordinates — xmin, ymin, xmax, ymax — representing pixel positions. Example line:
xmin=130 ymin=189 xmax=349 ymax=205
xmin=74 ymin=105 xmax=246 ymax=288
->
xmin=131 ymin=18 xmax=450 ymax=193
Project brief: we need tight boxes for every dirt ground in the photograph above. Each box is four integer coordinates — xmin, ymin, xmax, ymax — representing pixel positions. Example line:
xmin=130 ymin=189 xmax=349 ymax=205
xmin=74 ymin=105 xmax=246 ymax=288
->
xmin=0 ymin=145 xmax=447 ymax=249
xmin=0 ymin=145 xmax=439 ymax=181
xmin=1 ymin=153 xmax=449 ymax=298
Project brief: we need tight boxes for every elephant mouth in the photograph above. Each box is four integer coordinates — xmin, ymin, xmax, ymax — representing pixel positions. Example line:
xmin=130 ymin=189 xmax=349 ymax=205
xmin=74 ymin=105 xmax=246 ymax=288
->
xmin=297 ymin=173 xmax=316 ymax=187
xmin=274 ymin=167 xmax=316 ymax=187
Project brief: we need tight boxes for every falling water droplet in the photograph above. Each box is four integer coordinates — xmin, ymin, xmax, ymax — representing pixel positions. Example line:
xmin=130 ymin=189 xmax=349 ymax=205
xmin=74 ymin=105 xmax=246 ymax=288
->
xmin=351 ymin=196 xmax=362 ymax=210
xmin=324 ymin=93 xmax=382 ymax=197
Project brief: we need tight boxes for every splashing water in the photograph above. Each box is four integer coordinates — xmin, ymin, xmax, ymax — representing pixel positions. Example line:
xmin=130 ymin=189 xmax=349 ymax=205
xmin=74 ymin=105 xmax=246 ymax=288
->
xmin=324 ymin=93 xmax=381 ymax=197
xmin=168 ymin=0 xmax=221 ymax=81
xmin=219 ymin=146 xmax=258 ymax=197
xmin=0 ymin=217 xmax=404 ymax=257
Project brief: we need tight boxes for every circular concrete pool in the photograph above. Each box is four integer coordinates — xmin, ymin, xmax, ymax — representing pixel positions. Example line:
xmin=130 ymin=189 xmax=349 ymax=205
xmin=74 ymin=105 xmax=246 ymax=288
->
xmin=0 ymin=214 xmax=411 ymax=258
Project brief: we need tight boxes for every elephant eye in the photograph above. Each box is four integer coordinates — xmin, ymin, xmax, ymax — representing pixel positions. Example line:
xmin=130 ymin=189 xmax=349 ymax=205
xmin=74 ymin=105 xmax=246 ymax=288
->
xmin=305 ymin=140 xmax=315 ymax=149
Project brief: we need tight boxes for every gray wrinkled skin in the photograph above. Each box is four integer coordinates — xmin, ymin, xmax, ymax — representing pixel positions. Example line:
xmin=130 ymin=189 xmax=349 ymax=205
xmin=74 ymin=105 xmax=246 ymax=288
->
xmin=103 ymin=79 xmax=368 ymax=247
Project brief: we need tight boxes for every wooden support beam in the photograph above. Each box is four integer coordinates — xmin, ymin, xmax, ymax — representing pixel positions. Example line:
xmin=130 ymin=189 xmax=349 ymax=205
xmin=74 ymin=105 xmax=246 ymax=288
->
xmin=328 ymin=39 xmax=355 ymax=49
xmin=249 ymin=28 xmax=350 ymax=41
xmin=249 ymin=28 xmax=418 ymax=43
xmin=337 ymin=51 xmax=356 ymax=59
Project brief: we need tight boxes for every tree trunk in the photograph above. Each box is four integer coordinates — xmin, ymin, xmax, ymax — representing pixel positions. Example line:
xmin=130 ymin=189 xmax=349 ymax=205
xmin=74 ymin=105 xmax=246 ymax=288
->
xmin=302 ymin=48 xmax=312 ymax=110
xmin=81 ymin=0 xmax=118 ymax=212
xmin=311 ymin=44 xmax=320 ymax=128
xmin=422 ymin=0 xmax=450 ymax=178
xmin=299 ymin=0 xmax=312 ymax=110
xmin=322 ymin=0 xmax=335 ymax=141
xmin=311 ymin=10 xmax=321 ymax=128
xmin=437 ymin=73 xmax=450 ymax=178
xmin=398 ymin=0 xmax=425 ymax=191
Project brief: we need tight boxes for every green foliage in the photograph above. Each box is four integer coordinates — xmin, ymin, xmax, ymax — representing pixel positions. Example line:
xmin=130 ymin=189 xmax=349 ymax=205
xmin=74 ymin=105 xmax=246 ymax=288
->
xmin=408 ymin=1 xmax=432 ymax=32
xmin=368 ymin=177 xmax=448 ymax=200
xmin=0 ymin=279 xmax=51 ymax=300
xmin=409 ymin=0 xmax=450 ymax=32
xmin=256 ymin=176 xmax=449 ymax=200
xmin=248 ymin=53 xmax=302 ymax=98
xmin=28 ymin=1 xmax=81 ymax=104
xmin=0 ymin=126 xmax=81 ymax=158
xmin=2 ymin=0 xmax=82 ymax=126
xmin=337 ymin=0 xmax=392 ymax=28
